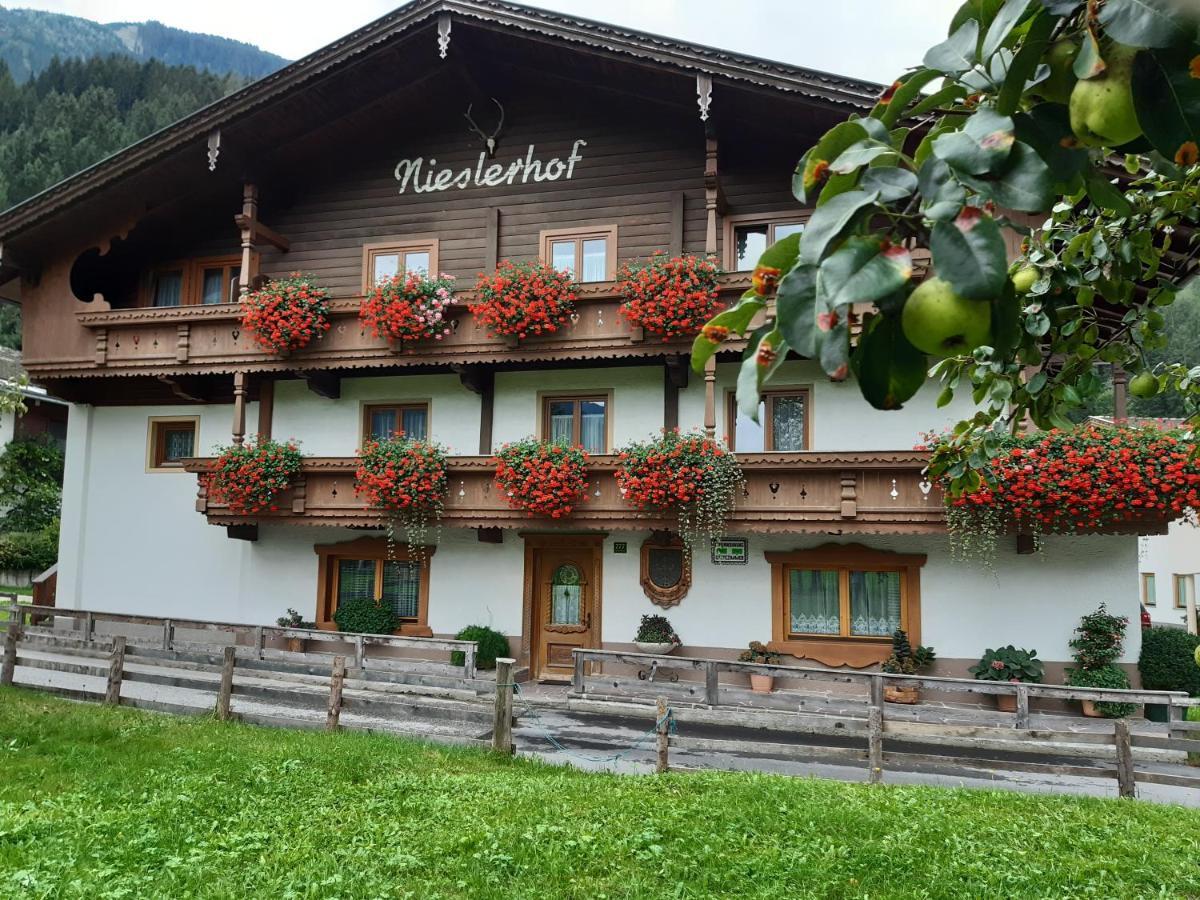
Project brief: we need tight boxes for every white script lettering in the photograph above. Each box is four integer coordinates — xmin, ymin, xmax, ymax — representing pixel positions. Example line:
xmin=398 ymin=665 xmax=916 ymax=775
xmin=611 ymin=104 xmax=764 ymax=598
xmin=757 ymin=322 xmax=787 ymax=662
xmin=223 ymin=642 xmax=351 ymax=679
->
xmin=394 ymin=139 xmax=587 ymax=195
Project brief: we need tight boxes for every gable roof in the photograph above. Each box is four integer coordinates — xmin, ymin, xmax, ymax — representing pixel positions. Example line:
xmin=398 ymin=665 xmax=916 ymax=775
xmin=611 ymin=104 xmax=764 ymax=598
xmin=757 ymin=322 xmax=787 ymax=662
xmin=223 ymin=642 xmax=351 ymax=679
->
xmin=0 ymin=0 xmax=882 ymax=244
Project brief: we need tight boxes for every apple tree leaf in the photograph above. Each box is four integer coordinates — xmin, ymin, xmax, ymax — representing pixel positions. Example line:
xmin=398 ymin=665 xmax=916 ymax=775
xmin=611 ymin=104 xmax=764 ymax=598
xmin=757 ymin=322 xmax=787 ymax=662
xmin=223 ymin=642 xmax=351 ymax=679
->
xmin=924 ymin=18 xmax=980 ymax=74
xmin=736 ymin=328 xmax=789 ymax=422
xmin=775 ymin=262 xmax=819 ymax=358
xmin=1132 ymin=47 xmax=1200 ymax=164
xmin=1098 ymin=0 xmax=1188 ymax=49
xmin=851 ymin=314 xmax=929 ymax=410
xmin=918 ymin=156 xmax=966 ymax=222
xmin=689 ymin=289 xmax=764 ymax=373
xmin=860 ymin=166 xmax=919 ymax=203
xmin=930 ymin=209 xmax=1008 ymax=301
xmin=817 ymin=236 xmax=914 ymax=311
xmin=933 ymin=108 xmax=1016 ymax=175
xmin=799 ymin=190 xmax=879 ymax=266
xmin=954 ymin=140 xmax=1052 ymax=212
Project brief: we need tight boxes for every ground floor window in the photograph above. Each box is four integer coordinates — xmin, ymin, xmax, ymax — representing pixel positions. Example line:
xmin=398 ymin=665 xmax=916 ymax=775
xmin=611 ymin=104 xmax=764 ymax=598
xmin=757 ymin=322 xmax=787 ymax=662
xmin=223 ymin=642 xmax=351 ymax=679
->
xmin=314 ymin=537 xmax=433 ymax=636
xmin=146 ymin=416 xmax=199 ymax=472
xmin=1142 ymin=572 xmax=1156 ymax=607
xmin=766 ymin=544 xmax=925 ymax=668
xmin=1174 ymin=573 xmax=1193 ymax=610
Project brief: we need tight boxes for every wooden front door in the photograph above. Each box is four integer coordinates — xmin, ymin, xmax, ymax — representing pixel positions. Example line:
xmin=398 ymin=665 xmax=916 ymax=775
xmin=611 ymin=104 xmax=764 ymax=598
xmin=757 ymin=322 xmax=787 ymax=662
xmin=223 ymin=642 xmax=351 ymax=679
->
xmin=531 ymin=545 xmax=599 ymax=681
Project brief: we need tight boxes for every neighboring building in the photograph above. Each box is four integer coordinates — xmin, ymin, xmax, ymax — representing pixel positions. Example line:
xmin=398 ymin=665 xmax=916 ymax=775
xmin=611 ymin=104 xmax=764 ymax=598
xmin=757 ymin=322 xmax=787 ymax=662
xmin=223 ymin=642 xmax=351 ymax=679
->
xmin=0 ymin=347 xmax=69 ymax=451
xmin=0 ymin=0 xmax=1162 ymax=682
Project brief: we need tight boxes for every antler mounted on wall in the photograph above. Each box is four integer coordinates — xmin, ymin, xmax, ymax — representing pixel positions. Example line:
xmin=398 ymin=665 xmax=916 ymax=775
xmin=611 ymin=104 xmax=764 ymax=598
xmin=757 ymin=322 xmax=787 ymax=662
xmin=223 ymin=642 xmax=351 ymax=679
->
xmin=464 ymin=98 xmax=505 ymax=157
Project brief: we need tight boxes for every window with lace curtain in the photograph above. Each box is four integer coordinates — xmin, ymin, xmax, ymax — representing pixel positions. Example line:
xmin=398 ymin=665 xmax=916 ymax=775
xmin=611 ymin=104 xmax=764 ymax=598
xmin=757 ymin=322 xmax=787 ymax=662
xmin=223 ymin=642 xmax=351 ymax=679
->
xmin=766 ymin=545 xmax=926 ymax=667
xmin=314 ymin=538 xmax=434 ymax=635
xmin=146 ymin=417 xmax=198 ymax=472
xmin=727 ymin=388 xmax=810 ymax=452
xmin=362 ymin=402 xmax=430 ymax=443
xmin=541 ymin=393 xmax=610 ymax=453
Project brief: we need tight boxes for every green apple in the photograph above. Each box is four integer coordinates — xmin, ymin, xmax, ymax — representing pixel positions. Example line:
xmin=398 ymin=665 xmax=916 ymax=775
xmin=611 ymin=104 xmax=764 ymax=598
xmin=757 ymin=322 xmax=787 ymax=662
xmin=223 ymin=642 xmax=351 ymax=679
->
xmin=1129 ymin=371 xmax=1159 ymax=399
xmin=1069 ymin=43 xmax=1142 ymax=148
xmin=1011 ymin=265 xmax=1038 ymax=294
xmin=901 ymin=278 xmax=993 ymax=357
xmin=1036 ymin=39 xmax=1078 ymax=104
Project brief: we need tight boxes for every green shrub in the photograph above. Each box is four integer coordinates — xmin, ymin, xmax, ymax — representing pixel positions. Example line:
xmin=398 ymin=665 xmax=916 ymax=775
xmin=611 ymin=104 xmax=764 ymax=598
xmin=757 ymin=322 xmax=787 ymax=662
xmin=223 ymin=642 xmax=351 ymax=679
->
xmin=1138 ymin=627 xmax=1200 ymax=696
xmin=0 ymin=520 xmax=57 ymax=572
xmin=332 ymin=598 xmax=397 ymax=635
xmin=1067 ymin=663 xmax=1136 ymax=718
xmin=450 ymin=625 xmax=510 ymax=670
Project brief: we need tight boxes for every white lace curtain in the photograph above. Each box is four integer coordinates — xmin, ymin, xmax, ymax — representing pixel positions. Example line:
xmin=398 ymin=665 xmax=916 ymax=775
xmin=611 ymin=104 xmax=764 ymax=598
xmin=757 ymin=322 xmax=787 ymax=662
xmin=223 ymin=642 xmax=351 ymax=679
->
xmin=789 ymin=569 xmax=840 ymax=635
xmin=849 ymin=571 xmax=901 ymax=636
xmin=789 ymin=568 xmax=902 ymax=637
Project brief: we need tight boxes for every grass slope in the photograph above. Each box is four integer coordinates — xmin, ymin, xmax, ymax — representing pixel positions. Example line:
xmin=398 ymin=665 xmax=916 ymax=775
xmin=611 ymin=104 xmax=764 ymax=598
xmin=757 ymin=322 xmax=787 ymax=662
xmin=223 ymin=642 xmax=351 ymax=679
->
xmin=0 ymin=687 xmax=1198 ymax=898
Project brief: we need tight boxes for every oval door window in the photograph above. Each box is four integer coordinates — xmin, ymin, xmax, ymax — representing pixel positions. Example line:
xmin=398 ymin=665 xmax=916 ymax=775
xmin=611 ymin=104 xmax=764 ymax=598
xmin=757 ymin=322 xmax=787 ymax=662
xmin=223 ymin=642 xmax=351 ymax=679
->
xmin=551 ymin=563 xmax=583 ymax=626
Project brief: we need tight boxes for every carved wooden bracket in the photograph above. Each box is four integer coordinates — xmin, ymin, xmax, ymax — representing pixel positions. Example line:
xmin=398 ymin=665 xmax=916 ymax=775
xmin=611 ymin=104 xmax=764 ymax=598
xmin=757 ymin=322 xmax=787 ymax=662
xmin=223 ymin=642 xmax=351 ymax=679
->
xmin=664 ymin=355 xmax=689 ymax=390
xmin=226 ymin=524 xmax=258 ymax=542
xmin=451 ymin=364 xmax=493 ymax=396
xmin=292 ymin=476 xmax=307 ymax=514
xmin=94 ymin=327 xmax=108 ymax=366
xmin=301 ymin=371 xmax=341 ymax=399
xmin=840 ymin=471 xmax=858 ymax=518
xmin=437 ymin=12 xmax=452 ymax=59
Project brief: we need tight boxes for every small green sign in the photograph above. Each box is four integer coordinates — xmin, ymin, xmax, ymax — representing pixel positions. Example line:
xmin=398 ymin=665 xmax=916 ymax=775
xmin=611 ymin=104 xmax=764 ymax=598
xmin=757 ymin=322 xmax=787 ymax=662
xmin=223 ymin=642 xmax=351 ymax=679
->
xmin=710 ymin=538 xmax=748 ymax=565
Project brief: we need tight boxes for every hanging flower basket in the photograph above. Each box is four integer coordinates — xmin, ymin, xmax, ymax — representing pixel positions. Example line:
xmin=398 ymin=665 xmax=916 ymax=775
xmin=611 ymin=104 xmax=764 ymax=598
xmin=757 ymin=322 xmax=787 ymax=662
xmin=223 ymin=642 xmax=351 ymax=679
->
xmin=493 ymin=438 xmax=589 ymax=518
xmin=205 ymin=438 xmax=303 ymax=515
xmin=471 ymin=260 xmax=577 ymax=341
xmin=359 ymin=272 xmax=456 ymax=347
xmin=354 ymin=437 xmax=448 ymax=553
xmin=240 ymin=273 xmax=332 ymax=355
xmin=614 ymin=429 xmax=744 ymax=552
xmin=616 ymin=252 xmax=723 ymax=340
xmin=934 ymin=424 xmax=1200 ymax=564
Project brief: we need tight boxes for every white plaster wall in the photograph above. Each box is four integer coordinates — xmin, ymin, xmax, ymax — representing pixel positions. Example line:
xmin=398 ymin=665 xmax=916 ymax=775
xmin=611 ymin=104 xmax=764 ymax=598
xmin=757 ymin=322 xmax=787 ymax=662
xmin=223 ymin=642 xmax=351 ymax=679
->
xmin=1138 ymin=525 xmax=1197 ymax=627
xmin=270 ymin=374 xmax=481 ymax=456
xmin=491 ymin=366 xmax=665 ymax=450
xmin=678 ymin=359 xmax=979 ymax=451
xmin=0 ymin=407 xmax=14 ymax=449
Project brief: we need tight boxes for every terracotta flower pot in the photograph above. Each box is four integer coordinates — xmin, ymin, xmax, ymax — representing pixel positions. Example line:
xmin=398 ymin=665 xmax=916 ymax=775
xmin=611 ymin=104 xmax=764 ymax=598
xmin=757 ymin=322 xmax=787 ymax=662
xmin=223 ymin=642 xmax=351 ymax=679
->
xmin=749 ymin=673 xmax=775 ymax=694
xmin=885 ymin=686 xmax=920 ymax=705
xmin=1081 ymin=699 xmax=1102 ymax=718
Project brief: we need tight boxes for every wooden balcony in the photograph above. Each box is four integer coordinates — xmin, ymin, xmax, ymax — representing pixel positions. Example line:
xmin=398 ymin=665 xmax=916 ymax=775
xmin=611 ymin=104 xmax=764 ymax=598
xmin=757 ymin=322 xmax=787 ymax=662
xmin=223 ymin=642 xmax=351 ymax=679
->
xmin=183 ymin=452 xmax=947 ymax=535
xmin=47 ymin=275 xmax=755 ymax=380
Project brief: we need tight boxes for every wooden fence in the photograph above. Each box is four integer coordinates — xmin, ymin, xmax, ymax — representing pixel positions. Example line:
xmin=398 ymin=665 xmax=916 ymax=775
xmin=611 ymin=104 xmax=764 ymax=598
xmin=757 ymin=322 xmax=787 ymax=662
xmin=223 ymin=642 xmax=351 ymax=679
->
xmin=572 ymin=648 xmax=1200 ymax=797
xmin=1 ymin=602 xmax=480 ymax=681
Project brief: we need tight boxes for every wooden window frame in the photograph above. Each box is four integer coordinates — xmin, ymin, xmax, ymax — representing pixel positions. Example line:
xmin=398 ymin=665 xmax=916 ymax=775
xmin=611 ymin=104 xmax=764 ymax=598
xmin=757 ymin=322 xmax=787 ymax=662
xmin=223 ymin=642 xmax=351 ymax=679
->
xmin=640 ymin=533 xmax=691 ymax=608
xmin=140 ymin=255 xmax=242 ymax=307
xmin=765 ymin=543 xmax=926 ymax=668
xmin=538 ymin=390 xmax=614 ymax=453
xmin=360 ymin=400 xmax=432 ymax=445
xmin=725 ymin=387 xmax=812 ymax=452
xmin=314 ymin=536 xmax=435 ymax=636
xmin=1142 ymin=572 xmax=1157 ymax=607
xmin=722 ymin=210 xmax=810 ymax=271
xmin=538 ymin=225 xmax=618 ymax=282
xmin=1174 ymin=573 xmax=1191 ymax=610
xmin=145 ymin=416 xmax=199 ymax=473
xmin=361 ymin=239 xmax=439 ymax=294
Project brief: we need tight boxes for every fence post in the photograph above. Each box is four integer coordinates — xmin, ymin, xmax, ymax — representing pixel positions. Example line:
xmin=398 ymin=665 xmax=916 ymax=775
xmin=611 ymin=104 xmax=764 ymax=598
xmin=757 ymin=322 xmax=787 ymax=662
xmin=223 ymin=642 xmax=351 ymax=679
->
xmin=656 ymin=696 xmax=671 ymax=774
xmin=83 ymin=611 xmax=94 ymax=644
xmin=254 ymin=625 xmax=265 ymax=660
xmin=1 ymin=601 xmax=22 ymax=686
xmin=162 ymin=619 xmax=173 ymax=651
xmin=104 ymin=635 xmax=126 ymax=705
xmin=1015 ymin=684 xmax=1030 ymax=730
xmin=492 ymin=657 xmax=515 ymax=754
xmin=1114 ymin=719 xmax=1136 ymax=799
xmin=326 ymin=655 xmax=346 ymax=732
xmin=704 ymin=661 xmax=719 ymax=707
xmin=463 ymin=642 xmax=477 ymax=681
xmin=215 ymin=645 xmax=236 ymax=720
xmin=868 ymin=706 xmax=884 ymax=784
xmin=572 ymin=650 xmax=585 ymax=695
xmin=353 ymin=636 xmax=365 ymax=672
xmin=869 ymin=673 xmax=884 ymax=710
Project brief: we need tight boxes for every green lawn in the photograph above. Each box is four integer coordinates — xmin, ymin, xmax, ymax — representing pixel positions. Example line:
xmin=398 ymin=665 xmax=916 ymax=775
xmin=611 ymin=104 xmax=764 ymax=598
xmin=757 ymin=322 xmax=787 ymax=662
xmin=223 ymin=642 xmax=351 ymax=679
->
xmin=1 ymin=687 xmax=1198 ymax=899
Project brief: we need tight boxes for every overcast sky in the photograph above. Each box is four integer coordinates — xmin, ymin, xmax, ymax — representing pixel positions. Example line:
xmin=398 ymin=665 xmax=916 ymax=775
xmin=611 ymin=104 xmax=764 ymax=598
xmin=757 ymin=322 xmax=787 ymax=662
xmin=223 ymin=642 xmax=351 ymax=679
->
xmin=14 ymin=0 xmax=962 ymax=84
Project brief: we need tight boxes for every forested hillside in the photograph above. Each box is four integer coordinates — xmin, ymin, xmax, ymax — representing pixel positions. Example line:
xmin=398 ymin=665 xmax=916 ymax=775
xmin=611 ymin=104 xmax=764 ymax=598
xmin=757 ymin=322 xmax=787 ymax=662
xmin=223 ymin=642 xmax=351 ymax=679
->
xmin=0 ymin=7 xmax=286 ymax=83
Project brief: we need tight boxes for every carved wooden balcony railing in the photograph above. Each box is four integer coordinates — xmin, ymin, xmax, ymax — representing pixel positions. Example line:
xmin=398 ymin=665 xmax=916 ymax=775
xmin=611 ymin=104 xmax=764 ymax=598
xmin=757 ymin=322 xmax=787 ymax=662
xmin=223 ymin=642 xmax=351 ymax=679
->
xmin=183 ymin=452 xmax=947 ymax=535
xmin=54 ymin=275 xmax=755 ymax=380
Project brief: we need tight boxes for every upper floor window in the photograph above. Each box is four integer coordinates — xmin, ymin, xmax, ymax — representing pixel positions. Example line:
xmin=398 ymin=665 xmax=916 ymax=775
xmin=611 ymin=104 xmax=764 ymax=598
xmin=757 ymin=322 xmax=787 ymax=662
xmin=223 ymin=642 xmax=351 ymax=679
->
xmin=146 ymin=416 xmax=198 ymax=472
xmin=1142 ymin=572 xmax=1157 ymax=607
xmin=362 ymin=240 xmax=439 ymax=293
xmin=725 ymin=213 xmax=807 ymax=271
xmin=727 ymin=388 xmax=810 ymax=452
xmin=1174 ymin=573 xmax=1193 ymax=610
xmin=539 ymin=226 xmax=617 ymax=282
xmin=543 ymin=392 xmax=609 ymax=453
xmin=363 ymin=402 xmax=430 ymax=444
xmin=145 ymin=256 xmax=241 ymax=307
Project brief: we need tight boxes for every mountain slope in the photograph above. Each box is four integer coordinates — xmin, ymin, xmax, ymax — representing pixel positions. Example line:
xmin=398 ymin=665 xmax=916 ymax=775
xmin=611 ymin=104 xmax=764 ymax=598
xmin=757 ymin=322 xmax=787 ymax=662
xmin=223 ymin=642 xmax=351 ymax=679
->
xmin=0 ymin=6 xmax=287 ymax=83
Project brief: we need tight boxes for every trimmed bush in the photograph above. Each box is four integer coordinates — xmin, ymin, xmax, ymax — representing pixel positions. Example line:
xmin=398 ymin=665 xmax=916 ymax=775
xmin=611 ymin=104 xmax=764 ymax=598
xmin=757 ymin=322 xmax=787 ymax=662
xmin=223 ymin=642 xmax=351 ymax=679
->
xmin=1139 ymin=627 xmax=1200 ymax=697
xmin=450 ymin=625 xmax=510 ymax=670
xmin=332 ymin=598 xmax=397 ymax=635
xmin=0 ymin=521 xmax=57 ymax=572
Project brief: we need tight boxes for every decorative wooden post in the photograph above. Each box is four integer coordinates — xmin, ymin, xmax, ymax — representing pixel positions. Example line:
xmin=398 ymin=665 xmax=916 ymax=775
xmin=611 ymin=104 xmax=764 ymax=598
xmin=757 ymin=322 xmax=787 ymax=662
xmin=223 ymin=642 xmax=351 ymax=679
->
xmin=492 ymin=657 xmax=515 ymax=754
xmin=868 ymin=706 xmax=884 ymax=784
xmin=655 ymin=697 xmax=670 ymax=774
xmin=326 ymin=655 xmax=346 ymax=732
xmin=1114 ymin=719 xmax=1136 ymax=799
xmin=216 ymin=646 xmax=236 ymax=720
xmin=703 ymin=357 xmax=717 ymax=439
xmin=232 ymin=372 xmax=247 ymax=446
xmin=1112 ymin=365 xmax=1128 ymax=420
xmin=1 ymin=601 xmax=22 ymax=686
xmin=104 ymin=636 xmax=126 ymax=705
xmin=238 ymin=182 xmax=259 ymax=297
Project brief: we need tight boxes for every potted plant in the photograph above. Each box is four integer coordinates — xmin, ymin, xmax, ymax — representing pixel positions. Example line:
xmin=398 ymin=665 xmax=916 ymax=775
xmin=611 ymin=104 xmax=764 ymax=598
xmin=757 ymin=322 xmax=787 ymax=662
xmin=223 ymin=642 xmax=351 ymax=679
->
xmin=276 ymin=608 xmax=316 ymax=653
xmin=615 ymin=252 xmax=723 ymax=340
xmin=471 ymin=260 xmax=577 ymax=343
xmin=205 ymin=438 xmax=303 ymax=515
xmin=968 ymin=645 xmax=1044 ymax=712
xmin=493 ymin=438 xmax=589 ymax=519
xmin=354 ymin=436 xmax=448 ymax=556
xmin=738 ymin=641 xmax=782 ymax=693
xmin=359 ymin=271 xmax=456 ymax=348
xmin=633 ymin=614 xmax=680 ymax=655
xmin=1067 ymin=604 xmax=1135 ymax=718
xmin=240 ymin=272 xmax=331 ymax=355
xmin=879 ymin=629 xmax=935 ymax=704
